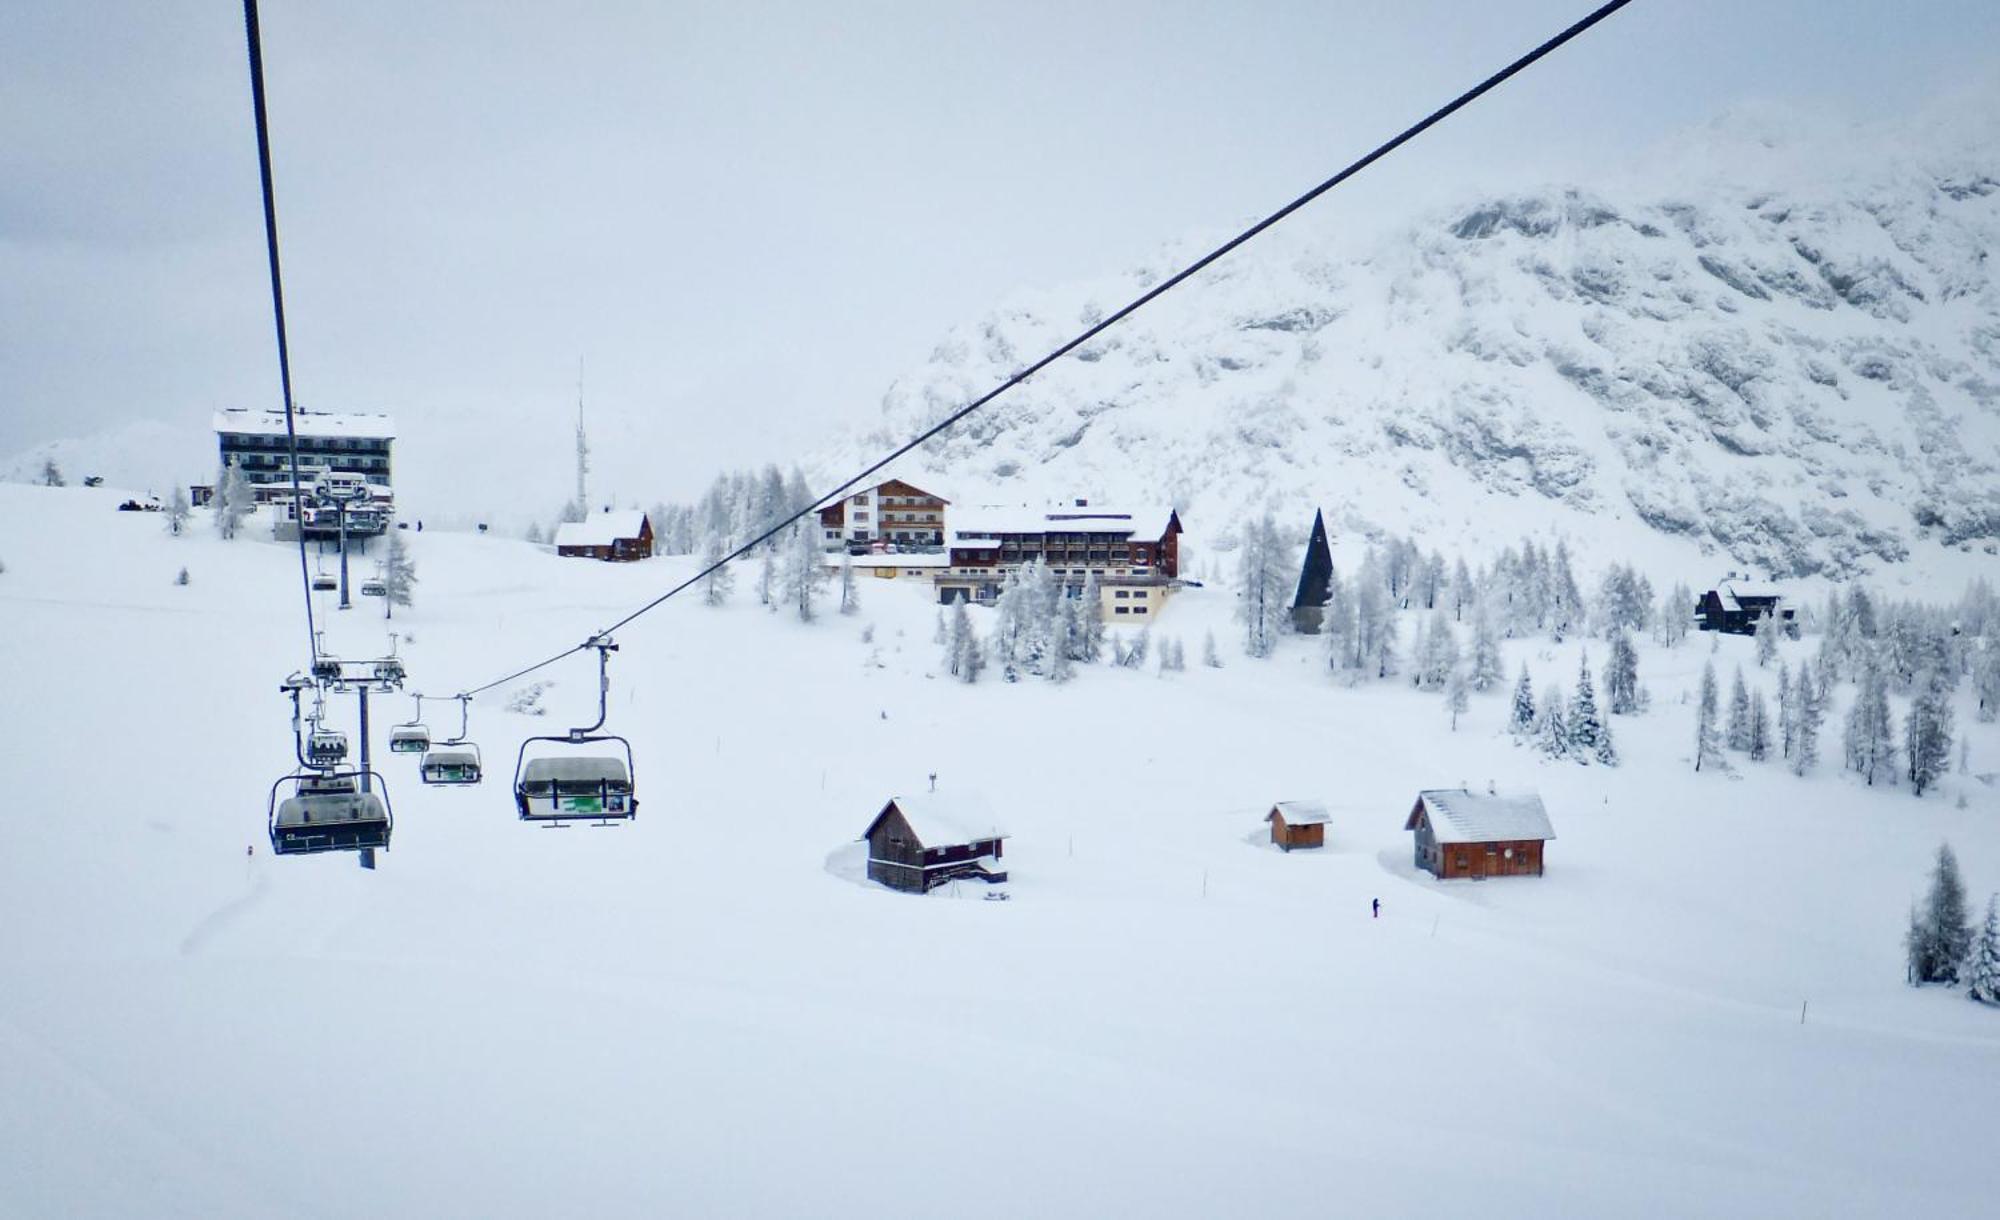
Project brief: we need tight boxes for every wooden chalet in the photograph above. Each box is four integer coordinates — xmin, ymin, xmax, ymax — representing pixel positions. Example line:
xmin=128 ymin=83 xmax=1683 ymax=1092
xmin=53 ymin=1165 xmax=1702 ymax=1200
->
xmin=1404 ymin=789 xmax=1554 ymax=880
xmin=1265 ymin=800 xmax=1330 ymax=851
xmin=1290 ymin=509 xmax=1334 ymax=633
xmin=861 ymin=793 xmax=1008 ymax=894
xmin=819 ymin=478 xmax=949 ymax=551
xmin=935 ymin=502 xmax=1184 ymax=619
xmin=1695 ymin=576 xmax=1798 ymax=636
xmin=554 ymin=510 xmax=653 ymax=562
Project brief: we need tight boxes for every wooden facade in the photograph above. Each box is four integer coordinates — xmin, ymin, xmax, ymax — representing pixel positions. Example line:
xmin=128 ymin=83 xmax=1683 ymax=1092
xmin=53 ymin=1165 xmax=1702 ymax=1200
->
xmin=555 ymin=513 xmax=654 ymax=562
xmin=1695 ymin=582 xmax=1798 ymax=636
xmin=861 ymin=800 xmax=1007 ymax=894
xmin=1404 ymin=790 xmax=1553 ymax=880
xmin=821 ymin=479 xmax=949 ymax=549
xmin=1265 ymin=801 xmax=1330 ymax=852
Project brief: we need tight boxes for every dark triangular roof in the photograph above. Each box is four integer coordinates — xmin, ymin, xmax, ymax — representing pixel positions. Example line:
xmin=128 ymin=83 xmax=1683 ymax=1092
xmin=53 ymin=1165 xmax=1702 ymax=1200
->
xmin=1291 ymin=509 xmax=1333 ymax=609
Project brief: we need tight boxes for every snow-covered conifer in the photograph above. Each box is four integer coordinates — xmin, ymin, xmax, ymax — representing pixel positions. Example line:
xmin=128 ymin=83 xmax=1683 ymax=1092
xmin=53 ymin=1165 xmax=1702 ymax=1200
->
xmin=1536 ymin=684 xmax=1570 ymax=759
xmin=166 ymin=487 xmax=191 ymax=536
xmin=1792 ymin=664 xmax=1823 ymax=776
xmin=1418 ymin=551 xmax=1446 ymax=610
xmin=1904 ymin=672 xmax=1955 ymax=798
xmin=780 ymin=523 xmax=826 ymax=621
xmin=1415 ymin=609 xmax=1457 ymax=691
xmin=1972 ymin=635 xmax=1999 ymax=723
xmin=1967 ymin=896 xmax=2000 ymax=1004
xmin=1776 ymin=663 xmax=1796 ymax=759
xmin=1605 ymin=629 xmax=1639 ymax=714
xmin=1907 ymin=843 xmax=1973 ymax=984
xmin=1510 ymin=664 xmax=1536 ymax=735
xmin=1594 ymin=707 xmax=1618 ymax=766
xmin=1748 ymin=691 xmax=1771 ymax=762
xmin=382 ymin=530 xmax=417 ymax=620
xmin=1202 ymin=629 xmax=1222 ymax=669
xmin=1450 ymin=556 xmax=1474 ymax=622
xmin=1049 ymin=609 xmax=1076 ymax=684
xmin=1077 ymin=573 xmax=1107 ymax=662
xmin=1122 ymin=628 xmax=1151 ymax=670
xmin=701 ymin=535 xmax=734 ymax=606
xmin=1569 ymin=653 xmax=1605 ymax=762
xmin=213 ymin=462 xmax=252 ymax=540
xmin=1445 ymin=663 xmax=1469 ymax=731
xmin=1726 ymin=666 xmax=1752 ymax=752
xmin=1843 ymin=658 xmax=1896 ymax=785
xmin=1754 ymin=610 xmax=1778 ymax=667
xmin=838 ymin=553 xmax=859 ymax=615
xmin=1548 ymin=541 xmax=1583 ymax=641
xmin=1468 ymin=602 xmax=1503 ymax=692
xmin=1237 ymin=513 xmax=1287 ymax=658
xmin=1694 ymin=661 xmax=1723 ymax=772
xmin=1321 ymin=565 xmax=1355 ymax=675
xmin=174 ymin=566 xmax=190 ymax=587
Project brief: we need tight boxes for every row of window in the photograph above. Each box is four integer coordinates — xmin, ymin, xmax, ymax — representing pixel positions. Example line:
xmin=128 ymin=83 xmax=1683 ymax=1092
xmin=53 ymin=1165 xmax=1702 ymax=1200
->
xmin=1112 ymin=605 xmax=1150 ymax=615
xmin=223 ymin=435 xmax=391 ymax=452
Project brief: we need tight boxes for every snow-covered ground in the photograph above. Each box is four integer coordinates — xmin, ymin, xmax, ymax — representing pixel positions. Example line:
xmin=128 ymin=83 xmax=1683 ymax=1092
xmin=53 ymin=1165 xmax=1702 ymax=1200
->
xmin=1 ymin=483 xmax=1996 ymax=1218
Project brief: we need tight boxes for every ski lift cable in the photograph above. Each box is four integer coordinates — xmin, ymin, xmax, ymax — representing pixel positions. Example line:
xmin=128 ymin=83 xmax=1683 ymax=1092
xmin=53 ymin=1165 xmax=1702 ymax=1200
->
xmin=446 ymin=0 xmax=1641 ymax=700
xmin=242 ymin=0 xmax=321 ymax=664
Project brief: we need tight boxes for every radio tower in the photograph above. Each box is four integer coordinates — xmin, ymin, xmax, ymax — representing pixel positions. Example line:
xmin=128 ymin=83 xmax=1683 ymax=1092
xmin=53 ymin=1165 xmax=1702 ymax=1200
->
xmin=573 ymin=356 xmax=590 ymax=518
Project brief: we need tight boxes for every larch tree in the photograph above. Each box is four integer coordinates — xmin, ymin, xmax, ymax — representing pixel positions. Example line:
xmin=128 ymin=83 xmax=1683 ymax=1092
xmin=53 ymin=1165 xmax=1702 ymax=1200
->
xmin=1904 ymin=670 xmax=1955 ymax=798
xmin=1202 ymin=629 xmax=1222 ymax=669
xmin=1321 ymin=565 xmax=1356 ymax=677
xmin=1416 ymin=609 xmax=1457 ymax=691
xmin=838 ymin=553 xmax=860 ymax=616
xmin=166 ymin=487 xmax=191 ymax=536
xmin=1077 ymin=573 xmax=1107 ymax=662
xmin=1791 ymin=662 xmax=1824 ymax=777
xmin=1445 ymin=662 xmax=1469 ymax=731
xmin=700 ymin=534 xmax=733 ymax=606
xmin=1468 ymin=601 xmax=1504 ymax=692
xmin=1450 ymin=556 xmax=1474 ymax=622
xmin=1604 ymin=629 xmax=1640 ymax=714
xmin=1754 ymin=610 xmax=1779 ymax=667
xmin=1747 ymin=691 xmax=1771 ymax=763
xmin=1776 ymin=663 xmax=1796 ymax=760
xmin=1694 ymin=660 xmax=1723 ymax=772
xmin=780 ymin=523 xmax=827 ymax=621
xmin=381 ymin=530 xmax=417 ymax=620
xmin=1843 ymin=658 xmax=1896 ymax=785
xmin=1236 ymin=513 xmax=1287 ymax=658
xmin=1726 ymin=666 xmax=1752 ymax=752
xmin=756 ymin=547 xmax=776 ymax=607
xmin=1907 ymin=842 xmax=1973 ymax=985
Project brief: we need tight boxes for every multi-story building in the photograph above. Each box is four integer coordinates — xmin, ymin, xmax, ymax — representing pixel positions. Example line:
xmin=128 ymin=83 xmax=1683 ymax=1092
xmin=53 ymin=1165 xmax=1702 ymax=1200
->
xmin=819 ymin=478 xmax=948 ymax=551
xmin=209 ymin=408 xmax=396 ymax=539
xmin=933 ymin=501 xmax=1184 ymax=620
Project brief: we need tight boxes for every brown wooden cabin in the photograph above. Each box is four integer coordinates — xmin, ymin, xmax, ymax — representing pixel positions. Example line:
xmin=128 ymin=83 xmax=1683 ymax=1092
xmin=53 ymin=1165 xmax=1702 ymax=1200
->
xmin=554 ymin=510 xmax=653 ymax=562
xmin=1404 ymin=789 xmax=1554 ymax=880
xmin=1265 ymin=800 xmax=1330 ymax=851
xmin=1694 ymin=576 xmax=1798 ymax=636
xmin=861 ymin=793 xmax=1008 ymax=894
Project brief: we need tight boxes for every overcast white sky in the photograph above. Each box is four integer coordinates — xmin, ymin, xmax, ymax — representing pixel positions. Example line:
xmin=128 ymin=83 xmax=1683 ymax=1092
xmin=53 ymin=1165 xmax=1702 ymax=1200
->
xmin=5 ymin=1 xmax=1998 ymax=514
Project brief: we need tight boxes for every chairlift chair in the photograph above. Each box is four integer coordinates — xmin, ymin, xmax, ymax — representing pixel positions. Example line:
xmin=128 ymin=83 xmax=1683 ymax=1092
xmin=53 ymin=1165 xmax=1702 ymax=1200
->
xmin=389 ymin=692 xmax=429 ymax=753
xmin=419 ymin=696 xmax=483 ymax=786
xmin=360 ymin=579 xmax=387 ymax=597
xmin=510 ymin=637 xmax=636 ymax=825
xmin=268 ymin=769 xmax=392 ymax=855
xmin=306 ymin=728 xmax=350 ymax=767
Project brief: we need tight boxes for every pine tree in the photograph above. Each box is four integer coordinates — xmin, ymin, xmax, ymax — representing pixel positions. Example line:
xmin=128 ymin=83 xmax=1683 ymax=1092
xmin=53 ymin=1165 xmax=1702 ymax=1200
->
xmin=1776 ymin=663 xmax=1796 ymax=760
xmin=1844 ymin=658 xmax=1896 ymax=785
xmin=1967 ymin=896 xmax=2000 ymax=1005
xmin=838 ymin=553 xmax=860 ymax=615
xmin=1594 ymin=707 xmax=1618 ymax=766
xmin=1569 ymin=653 xmax=1605 ymax=763
xmin=1451 ymin=557 xmax=1474 ymax=622
xmin=1792 ymin=663 xmax=1823 ymax=777
xmin=1604 ymin=629 xmax=1639 ymax=714
xmin=1748 ymin=691 xmax=1771 ymax=762
xmin=1049 ymin=608 xmax=1076 ymax=683
xmin=1536 ymin=684 xmax=1570 ymax=759
xmin=166 ymin=487 xmax=191 ymax=536
xmin=1908 ymin=843 xmax=1973 ymax=984
xmin=1510 ymin=665 xmax=1536 ymax=735
xmin=1321 ymin=564 xmax=1356 ymax=676
xmin=1202 ymin=629 xmax=1222 ymax=669
xmin=1077 ymin=573 xmax=1107 ymax=662
xmin=1904 ymin=671 xmax=1955 ymax=798
xmin=757 ymin=548 xmax=776 ymax=607
xmin=1694 ymin=660 xmax=1723 ymax=772
xmin=1725 ymin=666 xmax=1751 ymax=751
xmin=700 ymin=534 xmax=733 ymax=606
xmin=1445 ymin=662 xmax=1469 ymax=731
xmin=1415 ymin=609 xmax=1457 ymax=691
xmin=382 ymin=530 xmax=417 ymax=620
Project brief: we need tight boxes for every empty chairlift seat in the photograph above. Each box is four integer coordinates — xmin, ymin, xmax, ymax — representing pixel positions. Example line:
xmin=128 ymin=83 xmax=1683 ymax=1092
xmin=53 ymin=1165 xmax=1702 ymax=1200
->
xmin=388 ymin=724 xmax=430 ymax=753
xmin=419 ymin=745 xmax=482 ymax=786
xmin=514 ymin=754 xmax=635 ymax=823
xmin=268 ymin=771 xmax=391 ymax=855
xmin=306 ymin=729 xmax=350 ymax=767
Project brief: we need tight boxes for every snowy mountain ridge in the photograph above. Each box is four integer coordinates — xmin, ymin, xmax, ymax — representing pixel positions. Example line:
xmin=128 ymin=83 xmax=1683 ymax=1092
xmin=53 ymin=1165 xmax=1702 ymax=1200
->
xmin=833 ymin=102 xmax=2000 ymax=579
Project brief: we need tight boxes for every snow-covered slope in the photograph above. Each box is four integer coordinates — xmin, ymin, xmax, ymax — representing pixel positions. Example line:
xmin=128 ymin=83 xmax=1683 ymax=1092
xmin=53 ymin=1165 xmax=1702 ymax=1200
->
xmin=841 ymin=104 xmax=2000 ymax=579
xmin=1 ymin=483 xmax=1997 ymax=1218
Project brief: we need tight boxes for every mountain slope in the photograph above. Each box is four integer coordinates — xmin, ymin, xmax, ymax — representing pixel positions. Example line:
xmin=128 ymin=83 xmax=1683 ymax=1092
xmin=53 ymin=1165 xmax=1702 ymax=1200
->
xmin=843 ymin=105 xmax=2000 ymax=578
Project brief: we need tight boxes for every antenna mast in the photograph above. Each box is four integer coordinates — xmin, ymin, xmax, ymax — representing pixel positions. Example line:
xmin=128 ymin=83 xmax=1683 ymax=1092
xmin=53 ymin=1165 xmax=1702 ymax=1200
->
xmin=574 ymin=356 xmax=589 ymax=515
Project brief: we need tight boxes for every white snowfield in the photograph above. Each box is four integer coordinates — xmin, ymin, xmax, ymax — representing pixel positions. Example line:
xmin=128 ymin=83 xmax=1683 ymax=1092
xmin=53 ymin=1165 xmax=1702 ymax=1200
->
xmin=0 ymin=483 xmax=1995 ymax=1219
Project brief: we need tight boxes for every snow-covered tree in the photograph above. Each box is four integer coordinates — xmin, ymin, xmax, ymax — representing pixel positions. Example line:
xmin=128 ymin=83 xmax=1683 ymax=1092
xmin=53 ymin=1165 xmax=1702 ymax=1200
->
xmin=700 ymin=534 xmax=733 ymax=606
xmin=174 ymin=566 xmax=190 ymax=587
xmin=1076 ymin=573 xmax=1106 ymax=663
xmin=1604 ymin=629 xmax=1639 ymax=715
xmin=1122 ymin=628 xmax=1151 ymax=670
xmin=1236 ymin=513 xmax=1287 ymax=658
xmin=1547 ymin=541 xmax=1583 ymax=640
xmin=1445 ymin=662 xmax=1469 ymax=731
xmin=944 ymin=598 xmax=983 ymax=682
xmin=1776 ymin=663 xmax=1796 ymax=760
xmin=1320 ymin=565 xmax=1356 ymax=677
xmin=1725 ymin=666 xmax=1752 ymax=752
xmin=1907 ymin=842 xmax=1973 ymax=985
xmin=1535 ymin=683 xmax=1570 ymax=759
xmin=1792 ymin=662 xmax=1824 ymax=777
xmin=41 ymin=458 xmax=63 ymax=487
xmin=1594 ymin=706 xmax=1618 ymax=765
xmin=1967 ymin=896 xmax=2000 ymax=1005
xmin=1569 ymin=654 xmax=1606 ymax=763
xmin=780 ymin=523 xmax=827 ymax=621
xmin=1415 ymin=609 xmax=1457 ymax=691
xmin=1904 ymin=672 xmax=1955 ymax=798
xmin=166 ymin=487 xmax=191 ymax=536
xmin=757 ymin=548 xmax=776 ymax=607
xmin=213 ymin=462 xmax=251 ymax=540
xmin=1747 ymin=691 xmax=1771 ymax=762
xmin=525 ymin=522 xmax=546 ymax=545
xmin=1450 ymin=557 xmax=1474 ymax=622
xmin=1694 ymin=661 xmax=1723 ymax=772
xmin=1049 ymin=609 xmax=1076 ymax=683
xmin=1417 ymin=550 xmax=1446 ymax=610
xmin=1844 ymin=658 xmax=1896 ymax=785
xmin=381 ymin=530 xmax=417 ymax=620
xmin=1510 ymin=664 xmax=1536 ymax=735
xmin=1658 ymin=582 xmax=1692 ymax=648
xmin=1754 ymin=610 xmax=1779 ymax=667
xmin=1202 ymin=629 xmax=1222 ymax=669
xmin=1466 ymin=601 xmax=1503 ymax=693
xmin=838 ymin=553 xmax=860 ymax=616
xmin=1972 ymin=635 xmax=1999 ymax=723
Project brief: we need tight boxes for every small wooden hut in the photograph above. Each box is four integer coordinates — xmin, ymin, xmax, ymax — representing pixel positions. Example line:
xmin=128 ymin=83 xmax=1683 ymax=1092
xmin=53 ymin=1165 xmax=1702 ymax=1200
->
xmin=1265 ymin=800 xmax=1330 ymax=851
xmin=554 ymin=510 xmax=653 ymax=561
xmin=861 ymin=793 xmax=1008 ymax=893
xmin=1404 ymin=789 xmax=1554 ymax=879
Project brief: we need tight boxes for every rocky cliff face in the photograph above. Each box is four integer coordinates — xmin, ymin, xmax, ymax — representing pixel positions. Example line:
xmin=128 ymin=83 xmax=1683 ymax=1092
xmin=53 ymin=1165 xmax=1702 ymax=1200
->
xmin=837 ymin=107 xmax=2000 ymax=578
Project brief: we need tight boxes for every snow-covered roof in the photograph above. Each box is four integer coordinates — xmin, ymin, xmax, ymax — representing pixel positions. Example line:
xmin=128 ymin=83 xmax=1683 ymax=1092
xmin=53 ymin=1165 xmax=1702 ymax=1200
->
xmin=1268 ymin=800 xmax=1331 ymax=825
xmin=951 ymin=504 xmax=1178 ymax=539
xmin=949 ymin=536 xmax=1003 ymax=550
xmin=213 ymin=408 xmax=396 ymax=440
xmin=872 ymin=793 xmax=1007 ymax=847
xmin=828 ymin=551 xmax=952 ymax=569
xmin=1407 ymin=790 xmax=1555 ymax=844
xmin=554 ymin=511 xmax=649 ymax=547
xmin=520 ymin=756 xmax=631 ymax=786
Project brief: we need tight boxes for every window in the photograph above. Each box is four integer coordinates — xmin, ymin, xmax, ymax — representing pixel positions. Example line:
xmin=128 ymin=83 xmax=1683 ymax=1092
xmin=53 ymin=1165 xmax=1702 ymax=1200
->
xmin=1113 ymin=590 xmax=1130 ymax=599
xmin=1114 ymin=606 xmax=1130 ymax=615
xmin=1132 ymin=606 xmax=1148 ymax=615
